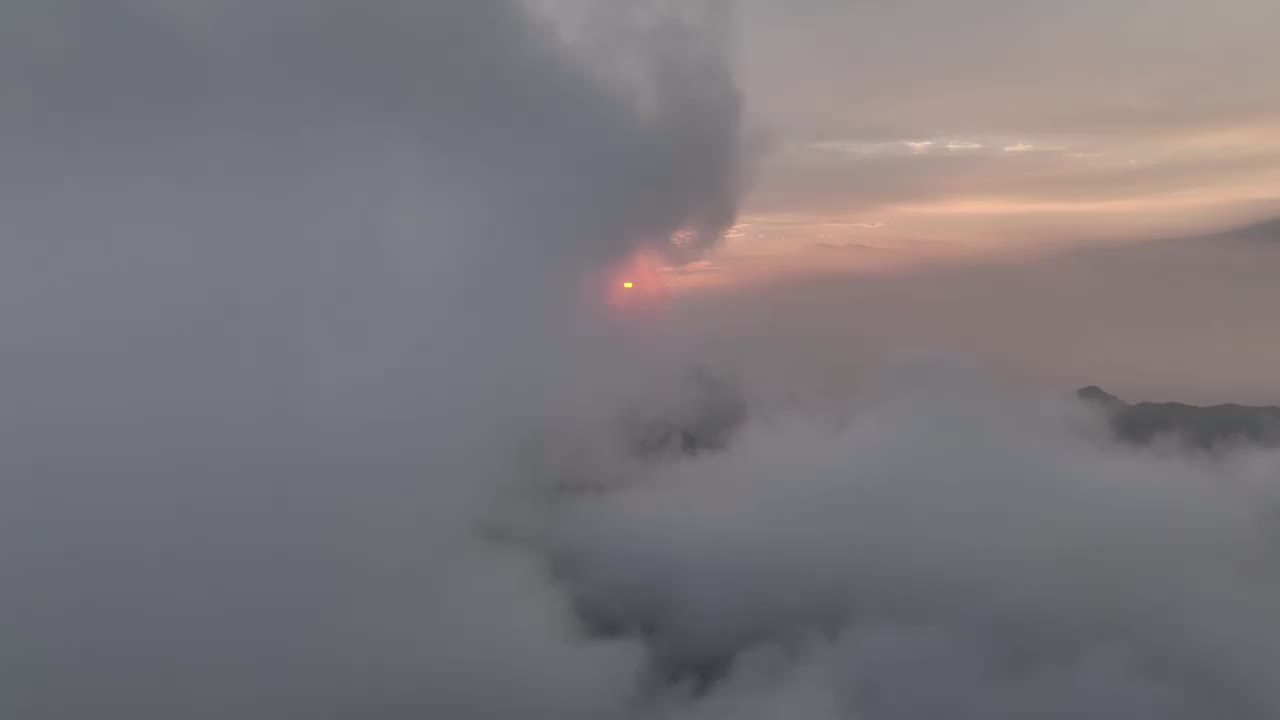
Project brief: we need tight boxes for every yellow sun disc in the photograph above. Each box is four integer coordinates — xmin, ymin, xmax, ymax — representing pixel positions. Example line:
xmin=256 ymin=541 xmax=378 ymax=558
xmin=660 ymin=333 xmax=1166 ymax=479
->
xmin=622 ymin=281 xmax=634 ymax=288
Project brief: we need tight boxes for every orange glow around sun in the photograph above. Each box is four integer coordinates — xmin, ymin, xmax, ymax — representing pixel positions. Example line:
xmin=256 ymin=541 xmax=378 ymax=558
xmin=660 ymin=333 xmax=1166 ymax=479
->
xmin=598 ymin=248 xmax=670 ymax=312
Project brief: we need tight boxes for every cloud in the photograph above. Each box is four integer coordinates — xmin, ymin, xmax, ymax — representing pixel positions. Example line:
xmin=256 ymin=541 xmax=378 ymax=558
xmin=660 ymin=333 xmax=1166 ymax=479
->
xmin=0 ymin=1 xmax=744 ymax=717
xmin=552 ymin=365 xmax=1280 ymax=718
xmin=1004 ymin=142 xmax=1069 ymax=153
xmin=750 ymin=124 xmax=1280 ymax=246
xmin=6 ymin=2 xmax=1280 ymax=719
xmin=809 ymin=139 xmax=941 ymax=156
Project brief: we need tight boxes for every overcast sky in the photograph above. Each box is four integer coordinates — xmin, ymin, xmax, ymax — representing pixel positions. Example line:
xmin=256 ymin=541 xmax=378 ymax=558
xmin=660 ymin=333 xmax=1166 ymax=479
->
xmin=717 ymin=0 xmax=1280 ymax=254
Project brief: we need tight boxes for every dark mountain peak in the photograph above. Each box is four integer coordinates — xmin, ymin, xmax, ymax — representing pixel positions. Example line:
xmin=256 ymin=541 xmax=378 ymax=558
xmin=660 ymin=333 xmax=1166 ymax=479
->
xmin=1076 ymin=385 xmax=1129 ymax=414
xmin=1077 ymin=385 xmax=1123 ymax=404
xmin=1211 ymin=215 xmax=1280 ymax=245
xmin=1077 ymin=386 xmax=1280 ymax=450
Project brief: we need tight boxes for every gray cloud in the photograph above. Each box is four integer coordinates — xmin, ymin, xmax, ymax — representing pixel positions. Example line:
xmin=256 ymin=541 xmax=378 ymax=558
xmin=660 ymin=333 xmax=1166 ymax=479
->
xmin=553 ymin=367 xmax=1280 ymax=718
xmin=0 ymin=1 xmax=740 ymax=717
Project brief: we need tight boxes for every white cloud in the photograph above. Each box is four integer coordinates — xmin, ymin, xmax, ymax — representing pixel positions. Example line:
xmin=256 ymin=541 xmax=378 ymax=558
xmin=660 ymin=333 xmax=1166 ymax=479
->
xmin=1004 ymin=142 xmax=1069 ymax=153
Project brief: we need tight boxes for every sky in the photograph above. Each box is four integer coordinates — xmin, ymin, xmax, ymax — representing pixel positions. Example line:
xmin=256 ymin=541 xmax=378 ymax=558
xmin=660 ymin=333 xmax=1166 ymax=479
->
xmin=553 ymin=0 xmax=1280 ymax=405
xmin=716 ymin=0 xmax=1280 ymax=255
xmin=5 ymin=2 xmax=1280 ymax=719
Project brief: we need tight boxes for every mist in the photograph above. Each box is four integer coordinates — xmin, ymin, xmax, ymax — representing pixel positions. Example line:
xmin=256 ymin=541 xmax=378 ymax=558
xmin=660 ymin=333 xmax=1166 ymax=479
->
xmin=4 ymin=2 xmax=1280 ymax=719
xmin=668 ymin=228 xmax=1280 ymax=407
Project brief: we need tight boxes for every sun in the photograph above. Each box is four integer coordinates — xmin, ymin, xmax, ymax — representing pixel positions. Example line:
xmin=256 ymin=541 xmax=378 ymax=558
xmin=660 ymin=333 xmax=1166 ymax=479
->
xmin=622 ymin=281 xmax=634 ymax=289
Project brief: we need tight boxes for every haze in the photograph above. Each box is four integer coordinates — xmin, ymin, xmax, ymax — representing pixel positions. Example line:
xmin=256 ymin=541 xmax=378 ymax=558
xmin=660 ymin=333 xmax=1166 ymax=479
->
xmin=3 ymin=2 xmax=1279 ymax=719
